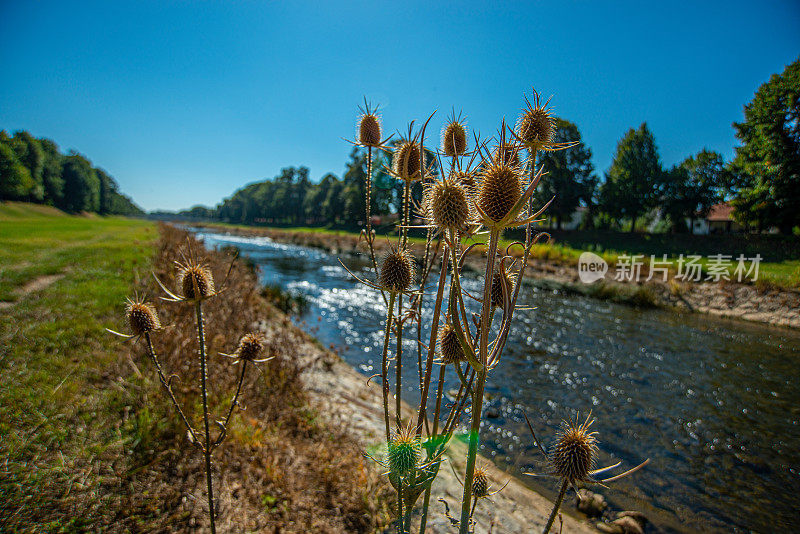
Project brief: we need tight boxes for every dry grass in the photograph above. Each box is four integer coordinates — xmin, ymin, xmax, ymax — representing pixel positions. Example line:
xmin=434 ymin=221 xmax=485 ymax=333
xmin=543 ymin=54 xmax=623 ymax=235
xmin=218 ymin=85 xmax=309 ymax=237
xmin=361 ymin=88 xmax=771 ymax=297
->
xmin=117 ymin=223 xmax=391 ymax=532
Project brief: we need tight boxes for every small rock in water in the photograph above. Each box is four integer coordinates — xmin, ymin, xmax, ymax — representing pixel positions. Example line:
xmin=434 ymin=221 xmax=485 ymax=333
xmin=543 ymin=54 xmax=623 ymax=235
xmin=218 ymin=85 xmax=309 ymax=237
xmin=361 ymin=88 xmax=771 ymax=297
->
xmin=616 ymin=510 xmax=648 ymax=525
xmin=596 ymin=522 xmax=624 ymax=534
xmin=486 ymin=408 xmax=500 ymax=419
xmin=576 ymin=488 xmax=607 ymax=517
xmin=611 ymin=515 xmax=645 ymax=534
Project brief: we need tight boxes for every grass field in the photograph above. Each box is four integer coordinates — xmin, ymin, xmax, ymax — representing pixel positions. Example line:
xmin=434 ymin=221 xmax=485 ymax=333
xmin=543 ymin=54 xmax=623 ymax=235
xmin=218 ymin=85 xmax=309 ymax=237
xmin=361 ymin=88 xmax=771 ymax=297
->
xmin=0 ymin=202 xmax=156 ymax=529
xmin=196 ymin=221 xmax=800 ymax=289
xmin=0 ymin=203 xmax=389 ymax=531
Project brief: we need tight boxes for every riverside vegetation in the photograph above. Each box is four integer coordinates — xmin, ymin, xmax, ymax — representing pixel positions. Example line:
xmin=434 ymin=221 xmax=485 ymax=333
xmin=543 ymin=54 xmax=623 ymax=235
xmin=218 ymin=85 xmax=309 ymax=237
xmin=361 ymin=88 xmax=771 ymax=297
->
xmin=344 ymin=89 xmax=648 ymax=533
xmin=0 ymin=204 xmax=390 ymax=532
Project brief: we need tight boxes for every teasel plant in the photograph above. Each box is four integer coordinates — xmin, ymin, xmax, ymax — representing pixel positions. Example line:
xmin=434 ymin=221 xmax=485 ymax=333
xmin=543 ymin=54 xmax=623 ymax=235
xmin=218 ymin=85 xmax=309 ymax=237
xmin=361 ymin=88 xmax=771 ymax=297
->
xmin=522 ymin=412 xmax=650 ymax=534
xmin=108 ymin=249 xmax=272 ymax=533
xmin=344 ymin=88 xmax=584 ymax=534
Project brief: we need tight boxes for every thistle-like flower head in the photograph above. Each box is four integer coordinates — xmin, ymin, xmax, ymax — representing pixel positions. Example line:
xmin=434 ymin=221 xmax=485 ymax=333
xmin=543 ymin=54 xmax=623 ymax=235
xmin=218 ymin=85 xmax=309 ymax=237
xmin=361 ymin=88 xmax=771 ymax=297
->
xmin=549 ymin=414 xmax=598 ymax=484
xmin=125 ymin=296 xmax=161 ymax=336
xmin=379 ymin=248 xmax=415 ymax=293
xmin=438 ymin=322 xmax=465 ymax=365
xmin=441 ymin=113 xmax=468 ymax=157
xmin=387 ymin=423 xmax=422 ymax=477
xmin=472 ymin=465 xmax=490 ymax=498
xmin=393 ymin=140 xmax=423 ymax=182
xmin=179 ymin=262 xmax=215 ymax=300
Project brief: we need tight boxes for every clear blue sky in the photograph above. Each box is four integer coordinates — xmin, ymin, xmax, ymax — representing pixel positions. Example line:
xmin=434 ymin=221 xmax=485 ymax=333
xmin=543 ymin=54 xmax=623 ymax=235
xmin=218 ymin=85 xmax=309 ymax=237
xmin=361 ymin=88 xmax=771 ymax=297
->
xmin=1 ymin=1 xmax=798 ymax=212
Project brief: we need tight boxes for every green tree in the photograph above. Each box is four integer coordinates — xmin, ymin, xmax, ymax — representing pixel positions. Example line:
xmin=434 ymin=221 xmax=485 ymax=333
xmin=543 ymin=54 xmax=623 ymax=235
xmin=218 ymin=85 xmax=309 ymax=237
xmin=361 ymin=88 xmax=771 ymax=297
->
xmin=662 ymin=149 xmax=725 ymax=233
xmin=537 ymin=118 xmax=597 ymax=229
xmin=61 ymin=152 xmax=100 ymax=212
xmin=599 ymin=123 xmax=663 ymax=232
xmin=0 ymin=135 xmax=34 ymax=200
xmin=10 ymin=131 xmax=45 ymax=202
xmin=39 ymin=138 xmax=64 ymax=206
xmin=730 ymin=58 xmax=800 ymax=233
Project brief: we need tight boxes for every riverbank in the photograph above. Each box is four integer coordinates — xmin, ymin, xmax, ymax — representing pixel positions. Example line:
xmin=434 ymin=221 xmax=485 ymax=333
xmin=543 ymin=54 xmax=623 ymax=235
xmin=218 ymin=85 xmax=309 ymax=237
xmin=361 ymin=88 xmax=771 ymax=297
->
xmin=193 ymin=223 xmax=800 ymax=329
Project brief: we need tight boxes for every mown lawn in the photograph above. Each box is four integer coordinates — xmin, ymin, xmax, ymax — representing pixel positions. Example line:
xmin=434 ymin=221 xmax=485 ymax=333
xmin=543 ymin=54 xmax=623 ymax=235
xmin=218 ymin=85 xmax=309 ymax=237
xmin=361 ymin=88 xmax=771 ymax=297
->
xmin=0 ymin=202 xmax=156 ymax=529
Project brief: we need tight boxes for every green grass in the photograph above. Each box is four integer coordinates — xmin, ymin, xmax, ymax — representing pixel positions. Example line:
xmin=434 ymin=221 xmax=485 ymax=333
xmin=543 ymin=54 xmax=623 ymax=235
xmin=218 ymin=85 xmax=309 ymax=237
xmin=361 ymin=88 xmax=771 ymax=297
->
xmin=197 ymin=220 xmax=800 ymax=289
xmin=0 ymin=202 xmax=156 ymax=527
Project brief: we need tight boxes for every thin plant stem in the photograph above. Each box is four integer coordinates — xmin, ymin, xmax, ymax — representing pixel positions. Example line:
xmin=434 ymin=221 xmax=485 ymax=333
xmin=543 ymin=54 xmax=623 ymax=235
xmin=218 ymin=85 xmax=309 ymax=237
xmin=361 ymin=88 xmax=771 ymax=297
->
xmin=194 ymin=301 xmax=216 ymax=534
xmin=212 ymin=359 xmax=248 ymax=449
xmin=395 ymin=294 xmax=403 ymax=426
xmin=143 ymin=333 xmax=200 ymax=446
xmin=397 ymin=478 xmax=405 ymax=534
xmin=543 ymin=479 xmax=569 ymax=534
xmin=458 ymin=229 xmax=499 ymax=533
xmin=381 ymin=291 xmax=397 ymax=442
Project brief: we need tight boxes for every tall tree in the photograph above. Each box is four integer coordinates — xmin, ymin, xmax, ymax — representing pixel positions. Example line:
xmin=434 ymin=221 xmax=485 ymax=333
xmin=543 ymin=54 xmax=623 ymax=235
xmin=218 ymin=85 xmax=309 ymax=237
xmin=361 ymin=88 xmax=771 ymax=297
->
xmin=730 ymin=58 xmax=800 ymax=233
xmin=39 ymin=138 xmax=64 ymax=207
xmin=662 ymin=149 xmax=725 ymax=233
xmin=0 ymin=134 xmax=34 ymax=200
xmin=61 ymin=152 xmax=100 ymax=213
xmin=599 ymin=123 xmax=663 ymax=232
xmin=537 ymin=118 xmax=597 ymax=229
xmin=10 ymin=131 xmax=45 ymax=202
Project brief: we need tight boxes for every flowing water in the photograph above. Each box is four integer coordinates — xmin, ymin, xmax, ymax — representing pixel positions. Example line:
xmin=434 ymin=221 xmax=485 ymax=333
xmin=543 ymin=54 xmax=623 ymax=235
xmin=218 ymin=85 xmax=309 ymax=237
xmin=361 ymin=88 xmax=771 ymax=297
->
xmin=193 ymin=229 xmax=800 ymax=533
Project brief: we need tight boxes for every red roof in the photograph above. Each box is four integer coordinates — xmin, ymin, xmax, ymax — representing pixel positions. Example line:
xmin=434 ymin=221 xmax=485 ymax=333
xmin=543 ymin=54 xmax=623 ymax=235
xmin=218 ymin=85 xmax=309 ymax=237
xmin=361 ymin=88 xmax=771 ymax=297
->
xmin=706 ymin=203 xmax=734 ymax=222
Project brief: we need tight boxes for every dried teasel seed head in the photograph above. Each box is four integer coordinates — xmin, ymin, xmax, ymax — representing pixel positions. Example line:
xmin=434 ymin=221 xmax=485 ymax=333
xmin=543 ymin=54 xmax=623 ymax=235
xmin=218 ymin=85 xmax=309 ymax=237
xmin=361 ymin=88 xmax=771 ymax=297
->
xmin=180 ymin=264 xmax=215 ymax=300
xmin=359 ymin=113 xmax=382 ymax=147
xmin=494 ymin=144 xmax=521 ymax=167
xmin=477 ymin=162 xmax=522 ymax=224
xmin=472 ymin=466 xmax=490 ymax=498
xmin=442 ymin=120 xmax=467 ymax=157
xmin=125 ymin=299 xmax=160 ymax=335
xmin=429 ymin=180 xmax=470 ymax=231
xmin=452 ymin=170 xmax=476 ymax=193
xmin=387 ymin=424 xmax=421 ymax=477
xmin=439 ymin=323 xmax=465 ymax=364
xmin=550 ymin=415 xmax=598 ymax=484
xmin=379 ymin=249 xmax=415 ymax=293
xmin=517 ymin=105 xmax=554 ymax=150
xmin=236 ymin=332 xmax=265 ymax=361
xmin=393 ymin=141 xmax=422 ymax=181
xmin=490 ymin=270 xmax=516 ymax=308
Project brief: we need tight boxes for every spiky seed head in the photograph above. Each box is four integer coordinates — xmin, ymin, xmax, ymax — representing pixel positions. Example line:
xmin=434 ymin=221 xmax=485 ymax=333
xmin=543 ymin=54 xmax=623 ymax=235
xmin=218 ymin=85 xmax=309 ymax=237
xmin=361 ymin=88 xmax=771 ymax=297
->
xmin=494 ymin=144 xmax=520 ymax=167
xmin=490 ymin=270 xmax=516 ymax=308
xmin=550 ymin=415 xmax=598 ymax=484
xmin=387 ymin=424 xmax=421 ymax=477
xmin=379 ymin=249 xmax=415 ymax=293
xmin=452 ymin=170 xmax=476 ymax=193
xmin=125 ymin=299 xmax=160 ymax=335
xmin=393 ymin=141 xmax=422 ymax=181
xmin=477 ymin=162 xmax=522 ymax=224
xmin=439 ymin=323 xmax=465 ymax=364
xmin=359 ymin=113 xmax=382 ymax=147
xmin=442 ymin=120 xmax=467 ymax=157
xmin=472 ymin=466 xmax=490 ymax=498
xmin=517 ymin=106 xmax=554 ymax=150
xmin=429 ymin=180 xmax=470 ymax=231
xmin=236 ymin=332 xmax=265 ymax=361
xmin=179 ymin=264 xmax=215 ymax=300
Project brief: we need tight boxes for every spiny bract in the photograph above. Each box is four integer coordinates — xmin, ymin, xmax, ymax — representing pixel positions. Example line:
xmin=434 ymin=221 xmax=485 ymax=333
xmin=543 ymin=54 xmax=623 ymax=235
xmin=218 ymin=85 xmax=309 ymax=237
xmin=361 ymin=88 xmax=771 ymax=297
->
xmin=236 ymin=332 xmax=265 ymax=361
xmin=439 ymin=323 xmax=465 ymax=364
xmin=379 ymin=249 xmax=415 ymax=292
xmin=429 ymin=180 xmax=470 ymax=231
xmin=125 ymin=299 xmax=161 ymax=335
xmin=387 ymin=424 xmax=422 ymax=477
xmin=477 ymin=162 xmax=523 ymax=224
xmin=179 ymin=264 xmax=215 ymax=300
xmin=442 ymin=120 xmax=467 ymax=157
xmin=359 ymin=113 xmax=382 ymax=147
xmin=393 ymin=141 xmax=422 ymax=181
xmin=550 ymin=415 xmax=598 ymax=484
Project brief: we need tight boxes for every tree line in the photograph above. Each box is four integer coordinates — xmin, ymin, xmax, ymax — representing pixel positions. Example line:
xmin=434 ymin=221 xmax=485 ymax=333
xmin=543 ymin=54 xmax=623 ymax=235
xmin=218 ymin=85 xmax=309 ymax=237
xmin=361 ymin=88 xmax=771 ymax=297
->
xmin=0 ymin=130 xmax=142 ymax=215
xmin=194 ymin=58 xmax=799 ymax=235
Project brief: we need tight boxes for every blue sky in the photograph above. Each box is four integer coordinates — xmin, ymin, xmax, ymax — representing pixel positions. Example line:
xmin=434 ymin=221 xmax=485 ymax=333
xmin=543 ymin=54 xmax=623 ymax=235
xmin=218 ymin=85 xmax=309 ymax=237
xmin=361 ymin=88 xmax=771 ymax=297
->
xmin=1 ymin=1 xmax=798 ymax=212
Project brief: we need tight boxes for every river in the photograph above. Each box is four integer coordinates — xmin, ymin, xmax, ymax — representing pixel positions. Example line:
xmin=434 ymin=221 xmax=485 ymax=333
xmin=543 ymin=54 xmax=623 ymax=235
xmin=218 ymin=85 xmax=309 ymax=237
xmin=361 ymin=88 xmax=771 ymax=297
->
xmin=192 ymin=228 xmax=800 ymax=533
